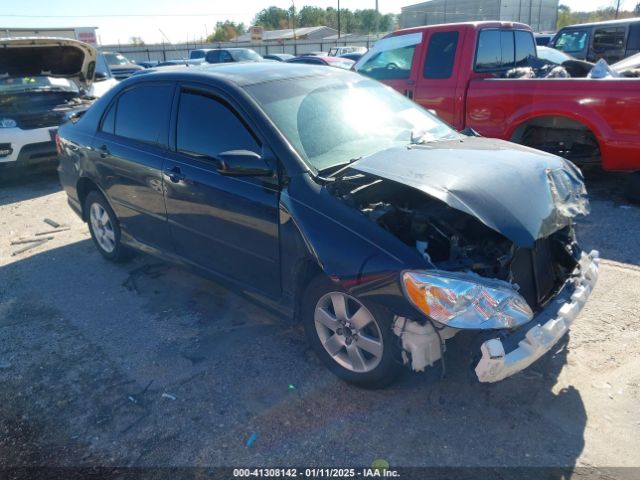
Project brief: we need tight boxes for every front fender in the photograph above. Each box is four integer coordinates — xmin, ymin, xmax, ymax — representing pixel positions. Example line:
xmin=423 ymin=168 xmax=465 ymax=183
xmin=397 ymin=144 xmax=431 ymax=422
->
xmin=280 ymin=173 xmax=428 ymax=317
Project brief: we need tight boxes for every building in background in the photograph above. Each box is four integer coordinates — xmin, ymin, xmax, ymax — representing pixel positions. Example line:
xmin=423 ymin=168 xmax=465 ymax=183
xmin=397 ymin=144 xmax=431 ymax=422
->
xmin=0 ymin=27 xmax=98 ymax=46
xmin=235 ymin=26 xmax=338 ymax=43
xmin=401 ymin=0 xmax=559 ymax=32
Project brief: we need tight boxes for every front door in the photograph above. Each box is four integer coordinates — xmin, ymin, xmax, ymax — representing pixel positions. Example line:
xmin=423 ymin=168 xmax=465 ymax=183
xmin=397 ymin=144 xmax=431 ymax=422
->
xmin=162 ymin=86 xmax=281 ymax=297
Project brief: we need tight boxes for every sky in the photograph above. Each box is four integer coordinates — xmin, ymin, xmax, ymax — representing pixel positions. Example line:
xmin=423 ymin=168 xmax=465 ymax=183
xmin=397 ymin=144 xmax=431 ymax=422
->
xmin=0 ymin=0 xmax=636 ymax=45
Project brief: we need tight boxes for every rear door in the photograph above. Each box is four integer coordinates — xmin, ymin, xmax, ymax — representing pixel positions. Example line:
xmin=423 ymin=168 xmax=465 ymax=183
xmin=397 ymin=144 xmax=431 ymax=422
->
xmin=355 ymin=32 xmax=424 ymax=100
xmin=91 ymin=82 xmax=174 ymax=250
xmin=162 ymin=84 xmax=281 ymax=297
xmin=413 ymin=29 xmax=461 ymax=127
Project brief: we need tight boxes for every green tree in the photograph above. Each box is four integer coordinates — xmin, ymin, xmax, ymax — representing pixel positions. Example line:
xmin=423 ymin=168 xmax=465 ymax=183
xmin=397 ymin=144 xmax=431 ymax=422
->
xmin=206 ymin=21 xmax=246 ymax=42
xmin=557 ymin=5 xmax=573 ymax=29
xmin=298 ymin=6 xmax=325 ymax=27
xmin=253 ymin=6 xmax=290 ymax=30
xmin=129 ymin=36 xmax=145 ymax=46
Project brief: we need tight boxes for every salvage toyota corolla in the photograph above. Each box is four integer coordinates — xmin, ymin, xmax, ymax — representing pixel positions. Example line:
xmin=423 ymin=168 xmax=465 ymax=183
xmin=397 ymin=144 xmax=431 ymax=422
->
xmin=57 ymin=63 xmax=599 ymax=387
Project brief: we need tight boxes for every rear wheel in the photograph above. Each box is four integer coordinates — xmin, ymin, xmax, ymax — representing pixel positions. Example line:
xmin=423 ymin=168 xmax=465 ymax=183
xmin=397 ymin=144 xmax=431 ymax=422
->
xmin=301 ymin=275 xmax=402 ymax=388
xmin=85 ymin=191 xmax=130 ymax=262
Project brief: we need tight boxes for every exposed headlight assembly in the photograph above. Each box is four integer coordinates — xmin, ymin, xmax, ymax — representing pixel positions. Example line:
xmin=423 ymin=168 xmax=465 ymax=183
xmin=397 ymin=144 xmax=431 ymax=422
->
xmin=0 ymin=118 xmax=17 ymax=128
xmin=402 ymin=271 xmax=533 ymax=329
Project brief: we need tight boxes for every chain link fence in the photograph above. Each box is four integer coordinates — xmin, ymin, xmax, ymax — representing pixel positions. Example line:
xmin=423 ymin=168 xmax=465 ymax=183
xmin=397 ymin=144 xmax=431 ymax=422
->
xmin=101 ymin=34 xmax=384 ymax=62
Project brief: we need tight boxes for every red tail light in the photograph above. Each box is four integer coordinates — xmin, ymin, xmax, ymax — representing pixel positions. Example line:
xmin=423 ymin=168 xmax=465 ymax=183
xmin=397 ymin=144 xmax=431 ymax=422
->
xmin=55 ymin=133 xmax=62 ymax=154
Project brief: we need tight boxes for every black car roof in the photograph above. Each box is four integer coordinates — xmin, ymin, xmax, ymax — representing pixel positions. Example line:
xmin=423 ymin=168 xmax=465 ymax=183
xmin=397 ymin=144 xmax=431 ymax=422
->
xmin=129 ymin=61 xmax=351 ymax=87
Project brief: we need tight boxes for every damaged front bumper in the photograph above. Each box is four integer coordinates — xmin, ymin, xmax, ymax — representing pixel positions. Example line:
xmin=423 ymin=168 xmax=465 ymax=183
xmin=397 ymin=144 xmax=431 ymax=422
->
xmin=475 ymin=250 xmax=600 ymax=383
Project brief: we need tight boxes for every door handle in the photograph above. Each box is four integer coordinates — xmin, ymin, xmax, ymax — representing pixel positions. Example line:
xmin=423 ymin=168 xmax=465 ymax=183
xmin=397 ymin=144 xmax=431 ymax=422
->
xmin=97 ymin=144 xmax=109 ymax=158
xmin=163 ymin=166 xmax=185 ymax=183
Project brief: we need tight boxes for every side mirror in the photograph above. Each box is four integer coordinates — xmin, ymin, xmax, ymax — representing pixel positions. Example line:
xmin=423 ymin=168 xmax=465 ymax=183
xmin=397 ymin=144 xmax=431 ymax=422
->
xmin=216 ymin=150 xmax=273 ymax=177
xmin=94 ymin=71 xmax=109 ymax=82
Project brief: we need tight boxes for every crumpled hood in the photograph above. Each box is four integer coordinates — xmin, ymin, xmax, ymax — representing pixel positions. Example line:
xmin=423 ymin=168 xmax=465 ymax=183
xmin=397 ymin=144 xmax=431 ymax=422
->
xmin=0 ymin=37 xmax=97 ymax=87
xmin=347 ymin=137 xmax=589 ymax=246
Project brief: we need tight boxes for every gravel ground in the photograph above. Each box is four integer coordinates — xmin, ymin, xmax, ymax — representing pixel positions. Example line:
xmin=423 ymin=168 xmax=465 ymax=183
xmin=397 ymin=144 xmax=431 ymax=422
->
xmin=0 ymin=171 xmax=639 ymax=472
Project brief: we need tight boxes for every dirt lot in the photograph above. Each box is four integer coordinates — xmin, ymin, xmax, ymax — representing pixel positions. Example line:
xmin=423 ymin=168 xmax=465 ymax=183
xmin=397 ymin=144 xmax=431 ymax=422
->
xmin=1 ymin=171 xmax=639 ymax=473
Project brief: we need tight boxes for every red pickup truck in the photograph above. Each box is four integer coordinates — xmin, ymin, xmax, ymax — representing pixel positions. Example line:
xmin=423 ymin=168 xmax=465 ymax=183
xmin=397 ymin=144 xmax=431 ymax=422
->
xmin=354 ymin=21 xmax=640 ymax=172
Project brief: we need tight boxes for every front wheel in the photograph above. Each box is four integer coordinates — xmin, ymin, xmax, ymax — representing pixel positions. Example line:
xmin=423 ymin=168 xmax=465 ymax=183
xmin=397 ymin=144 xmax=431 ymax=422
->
xmin=301 ymin=275 xmax=402 ymax=388
xmin=85 ymin=191 xmax=130 ymax=262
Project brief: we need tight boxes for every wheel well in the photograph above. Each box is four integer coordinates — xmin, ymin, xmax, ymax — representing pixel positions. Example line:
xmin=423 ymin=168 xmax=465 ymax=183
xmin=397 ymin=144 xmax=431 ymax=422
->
xmin=76 ymin=177 xmax=100 ymax=221
xmin=510 ymin=116 xmax=601 ymax=164
xmin=511 ymin=116 xmax=598 ymax=145
xmin=293 ymin=259 xmax=324 ymax=323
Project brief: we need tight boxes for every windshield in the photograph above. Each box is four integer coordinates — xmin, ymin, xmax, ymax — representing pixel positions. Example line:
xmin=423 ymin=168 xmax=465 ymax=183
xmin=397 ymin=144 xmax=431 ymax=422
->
xmin=0 ymin=76 xmax=78 ymax=94
xmin=247 ymin=75 xmax=458 ymax=172
xmin=230 ymin=49 xmax=263 ymax=62
xmin=104 ymin=53 xmax=131 ymax=65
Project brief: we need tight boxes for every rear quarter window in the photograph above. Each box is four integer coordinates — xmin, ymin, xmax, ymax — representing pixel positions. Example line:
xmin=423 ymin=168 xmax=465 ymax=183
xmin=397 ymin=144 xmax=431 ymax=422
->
xmin=423 ymin=31 xmax=458 ymax=79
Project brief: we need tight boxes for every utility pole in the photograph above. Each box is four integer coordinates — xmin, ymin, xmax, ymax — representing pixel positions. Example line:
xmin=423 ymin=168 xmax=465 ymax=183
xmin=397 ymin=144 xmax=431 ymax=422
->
xmin=338 ymin=0 xmax=341 ymax=39
xmin=615 ymin=0 xmax=621 ymax=19
xmin=291 ymin=0 xmax=296 ymax=39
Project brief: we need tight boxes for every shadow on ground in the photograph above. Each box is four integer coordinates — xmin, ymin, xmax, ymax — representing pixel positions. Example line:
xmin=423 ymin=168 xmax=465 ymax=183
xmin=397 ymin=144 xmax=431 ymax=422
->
xmin=0 ymin=170 xmax=61 ymax=206
xmin=0 ymin=239 xmax=587 ymax=469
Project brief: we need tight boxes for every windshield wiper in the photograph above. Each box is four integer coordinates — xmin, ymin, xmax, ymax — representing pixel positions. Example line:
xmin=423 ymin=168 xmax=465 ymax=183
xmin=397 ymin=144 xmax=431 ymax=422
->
xmin=327 ymin=156 xmax=364 ymax=178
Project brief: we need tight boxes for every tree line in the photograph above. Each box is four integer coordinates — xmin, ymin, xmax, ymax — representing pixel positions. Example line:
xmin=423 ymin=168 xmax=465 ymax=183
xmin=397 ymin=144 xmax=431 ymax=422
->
xmin=557 ymin=3 xmax=640 ymax=29
xmin=206 ymin=5 xmax=396 ymax=42
xmin=202 ymin=3 xmax=640 ymax=43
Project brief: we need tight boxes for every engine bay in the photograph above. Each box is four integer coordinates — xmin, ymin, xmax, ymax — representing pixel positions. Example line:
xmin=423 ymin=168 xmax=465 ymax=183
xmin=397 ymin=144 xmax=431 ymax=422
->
xmin=331 ymin=172 xmax=579 ymax=310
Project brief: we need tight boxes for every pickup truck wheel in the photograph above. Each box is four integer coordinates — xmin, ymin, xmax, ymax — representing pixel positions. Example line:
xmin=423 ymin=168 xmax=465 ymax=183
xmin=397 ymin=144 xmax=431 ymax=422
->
xmin=521 ymin=125 xmax=600 ymax=165
xmin=627 ymin=172 xmax=640 ymax=203
xmin=85 ymin=191 xmax=130 ymax=262
xmin=301 ymin=275 xmax=402 ymax=388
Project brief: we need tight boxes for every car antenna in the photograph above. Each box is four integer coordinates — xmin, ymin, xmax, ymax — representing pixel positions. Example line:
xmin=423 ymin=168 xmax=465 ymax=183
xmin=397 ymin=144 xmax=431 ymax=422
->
xmin=159 ymin=29 xmax=189 ymax=67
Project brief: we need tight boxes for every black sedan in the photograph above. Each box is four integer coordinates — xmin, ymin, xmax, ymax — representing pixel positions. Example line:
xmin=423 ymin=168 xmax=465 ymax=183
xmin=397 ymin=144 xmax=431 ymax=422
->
xmin=57 ymin=63 xmax=598 ymax=387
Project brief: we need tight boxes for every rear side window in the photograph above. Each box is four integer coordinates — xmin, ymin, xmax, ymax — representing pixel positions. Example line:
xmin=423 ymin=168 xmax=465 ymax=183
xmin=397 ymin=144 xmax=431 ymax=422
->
xmin=593 ymin=27 xmax=626 ymax=52
xmin=554 ymin=29 xmax=589 ymax=53
xmin=114 ymin=84 xmax=173 ymax=145
xmin=176 ymin=90 xmax=259 ymax=159
xmin=423 ymin=31 xmax=458 ymax=79
xmin=357 ymin=32 xmax=422 ymax=80
xmin=206 ymin=51 xmax=221 ymax=63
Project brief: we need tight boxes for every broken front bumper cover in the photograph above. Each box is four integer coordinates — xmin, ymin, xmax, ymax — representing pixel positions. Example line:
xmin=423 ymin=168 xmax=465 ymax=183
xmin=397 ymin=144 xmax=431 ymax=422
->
xmin=475 ymin=250 xmax=599 ymax=383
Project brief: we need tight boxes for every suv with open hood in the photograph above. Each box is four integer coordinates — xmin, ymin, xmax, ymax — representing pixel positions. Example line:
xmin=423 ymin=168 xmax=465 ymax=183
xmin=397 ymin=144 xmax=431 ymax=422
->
xmin=0 ymin=37 xmax=98 ymax=171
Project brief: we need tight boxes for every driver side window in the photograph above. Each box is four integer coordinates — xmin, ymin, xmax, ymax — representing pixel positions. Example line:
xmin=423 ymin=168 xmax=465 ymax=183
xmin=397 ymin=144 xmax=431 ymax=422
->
xmin=176 ymin=90 xmax=260 ymax=160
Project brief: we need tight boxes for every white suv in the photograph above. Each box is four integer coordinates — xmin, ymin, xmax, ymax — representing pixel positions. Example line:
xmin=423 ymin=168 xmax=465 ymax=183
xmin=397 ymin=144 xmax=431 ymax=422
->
xmin=0 ymin=37 xmax=99 ymax=171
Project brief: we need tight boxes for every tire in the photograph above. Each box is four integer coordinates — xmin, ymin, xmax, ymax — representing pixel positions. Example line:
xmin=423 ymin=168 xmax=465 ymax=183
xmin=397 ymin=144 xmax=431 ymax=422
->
xmin=626 ymin=172 xmax=640 ymax=203
xmin=84 ymin=190 xmax=130 ymax=262
xmin=301 ymin=275 xmax=402 ymax=388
